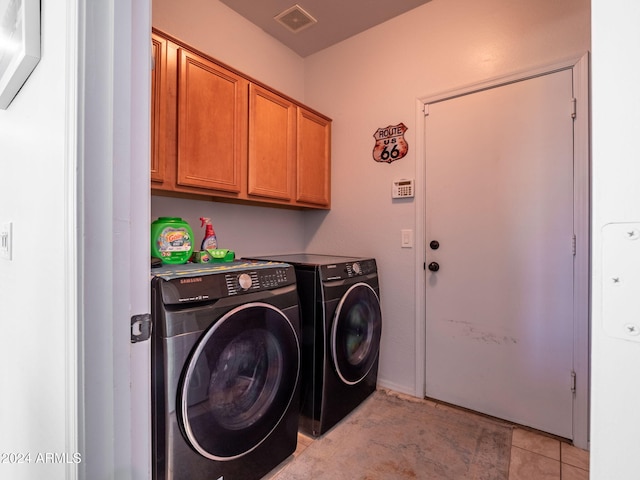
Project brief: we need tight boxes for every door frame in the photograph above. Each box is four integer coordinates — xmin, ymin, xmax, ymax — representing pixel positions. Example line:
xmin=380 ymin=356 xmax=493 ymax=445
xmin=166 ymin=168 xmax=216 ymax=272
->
xmin=413 ymin=53 xmax=590 ymax=449
xmin=75 ymin=0 xmax=152 ymax=478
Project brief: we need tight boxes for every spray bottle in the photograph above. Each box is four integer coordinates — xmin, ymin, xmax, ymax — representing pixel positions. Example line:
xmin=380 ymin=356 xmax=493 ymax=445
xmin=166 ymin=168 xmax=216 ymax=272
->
xmin=199 ymin=217 xmax=218 ymax=251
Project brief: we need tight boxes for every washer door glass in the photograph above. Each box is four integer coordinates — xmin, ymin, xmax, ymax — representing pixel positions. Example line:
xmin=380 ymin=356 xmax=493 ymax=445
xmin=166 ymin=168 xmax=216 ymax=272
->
xmin=331 ymin=283 xmax=382 ymax=385
xmin=178 ymin=302 xmax=299 ymax=460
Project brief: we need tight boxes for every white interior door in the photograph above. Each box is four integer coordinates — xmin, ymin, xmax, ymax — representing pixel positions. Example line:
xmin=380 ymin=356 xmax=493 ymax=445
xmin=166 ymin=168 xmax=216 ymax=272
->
xmin=424 ymin=69 xmax=575 ymax=438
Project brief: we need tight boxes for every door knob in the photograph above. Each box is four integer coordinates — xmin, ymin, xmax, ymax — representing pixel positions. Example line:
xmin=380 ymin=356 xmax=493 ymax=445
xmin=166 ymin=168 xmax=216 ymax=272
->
xmin=428 ymin=262 xmax=440 ymax=272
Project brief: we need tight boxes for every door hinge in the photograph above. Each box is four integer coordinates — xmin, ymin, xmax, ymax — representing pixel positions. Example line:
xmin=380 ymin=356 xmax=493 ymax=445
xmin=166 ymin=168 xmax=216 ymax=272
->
xmin=571 ymin=371 xmax=577 ymax=394
xmin=423 ymin=103 xmax=430 ymax=116
xmin=572 ymin=234 xmax=577 ymax=256
xmin=131 ymin=313 xmax=152 ymax=343
xmin=571 ymin=98 xmax=577 ymax=119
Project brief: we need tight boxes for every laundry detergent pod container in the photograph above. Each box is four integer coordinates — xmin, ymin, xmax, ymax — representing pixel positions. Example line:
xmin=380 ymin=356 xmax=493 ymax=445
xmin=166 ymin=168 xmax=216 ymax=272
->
xmin=151 ymin=217 xmax=195 ymax=264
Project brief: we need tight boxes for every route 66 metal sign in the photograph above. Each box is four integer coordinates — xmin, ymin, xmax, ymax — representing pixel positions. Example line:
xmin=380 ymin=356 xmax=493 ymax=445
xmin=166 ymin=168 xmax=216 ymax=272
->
xmin=373 ymin=123 xmax=408 ymax=163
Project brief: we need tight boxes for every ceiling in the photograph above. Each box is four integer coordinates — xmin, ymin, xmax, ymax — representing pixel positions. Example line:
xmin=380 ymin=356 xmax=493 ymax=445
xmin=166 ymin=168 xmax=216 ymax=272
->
xmin=219 ymin=0 xmax=433 ymax=57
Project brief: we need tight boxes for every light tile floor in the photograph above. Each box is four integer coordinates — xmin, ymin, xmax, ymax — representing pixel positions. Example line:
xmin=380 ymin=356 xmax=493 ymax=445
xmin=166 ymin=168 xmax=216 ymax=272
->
xmin=290 ymin=426 xmax=590 ymax=479
xmin=509 ymin=428 xmax=590 ymax=480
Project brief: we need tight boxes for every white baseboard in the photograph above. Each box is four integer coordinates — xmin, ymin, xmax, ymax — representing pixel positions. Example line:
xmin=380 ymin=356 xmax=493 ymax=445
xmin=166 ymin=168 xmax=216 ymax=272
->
xmin=377 ymin=378 xmax=420 ymax=398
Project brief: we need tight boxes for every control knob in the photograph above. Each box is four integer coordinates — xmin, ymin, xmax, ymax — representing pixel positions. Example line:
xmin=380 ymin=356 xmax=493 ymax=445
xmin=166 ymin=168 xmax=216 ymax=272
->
xmin=238 ymin=273 xmax=253 ymax=290
xmin=352 ymin=262 xmax=362 ymax=275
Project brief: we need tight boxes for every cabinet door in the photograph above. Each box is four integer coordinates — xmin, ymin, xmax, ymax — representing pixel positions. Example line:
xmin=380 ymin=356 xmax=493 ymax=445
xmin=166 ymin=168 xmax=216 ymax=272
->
xmin=248 ymin=84 xmax=296 ymax=201
xmin=177 ymin=48 xmax=248 ymax=193
xmin=297 ymin=108 xmax=331 ymax=207
xmin=151 ymin=33 xmax=167 ymax=183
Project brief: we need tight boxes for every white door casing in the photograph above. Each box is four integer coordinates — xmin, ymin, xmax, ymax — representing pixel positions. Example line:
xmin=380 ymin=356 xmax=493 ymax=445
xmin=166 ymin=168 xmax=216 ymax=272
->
xmin=414 ymin=55 xmax=590 ymax=447
xmin=77 ymin=1 xmax=152 ymax=479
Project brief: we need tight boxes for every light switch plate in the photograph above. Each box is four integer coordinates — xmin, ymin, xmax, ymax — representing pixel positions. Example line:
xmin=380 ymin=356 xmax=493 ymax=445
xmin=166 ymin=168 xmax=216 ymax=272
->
xmin=401 ymin=229 xmax=413 ymax=248
xmin=1 ymin=222 xmax=12 ymax=260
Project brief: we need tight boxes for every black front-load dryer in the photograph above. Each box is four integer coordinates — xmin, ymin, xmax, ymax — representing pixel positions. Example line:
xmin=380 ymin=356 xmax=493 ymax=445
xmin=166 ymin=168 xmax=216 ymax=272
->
xmin=151 ymin=261 xmax=300 ymax=480
xmin=246 ymin=254 xmax=382 ymax=437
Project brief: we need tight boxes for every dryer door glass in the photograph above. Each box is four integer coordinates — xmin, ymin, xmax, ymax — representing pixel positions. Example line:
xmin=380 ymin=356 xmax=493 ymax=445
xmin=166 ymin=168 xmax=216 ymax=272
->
xmin=178 ymin=303 xmax=299 ymax=460
xmin=331 ymin=283 xmax=382 ymax=385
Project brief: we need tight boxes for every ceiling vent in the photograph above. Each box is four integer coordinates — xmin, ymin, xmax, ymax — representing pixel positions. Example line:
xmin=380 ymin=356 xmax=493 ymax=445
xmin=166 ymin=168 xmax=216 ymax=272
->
xmin=274 ymin=4 xmax=317 ymax=33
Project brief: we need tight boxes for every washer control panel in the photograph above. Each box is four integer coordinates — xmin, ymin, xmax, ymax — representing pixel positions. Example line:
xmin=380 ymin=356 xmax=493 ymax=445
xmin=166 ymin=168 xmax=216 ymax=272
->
xmin=225 ymin=267 xmax=292 ymax=295
xmin=155 ymin=261 xmax=294 ymax=305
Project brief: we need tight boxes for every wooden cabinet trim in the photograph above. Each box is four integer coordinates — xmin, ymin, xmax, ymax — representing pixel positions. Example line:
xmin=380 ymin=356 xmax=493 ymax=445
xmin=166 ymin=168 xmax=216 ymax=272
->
xmin=150 ymin=33 xmax=167 ymax=183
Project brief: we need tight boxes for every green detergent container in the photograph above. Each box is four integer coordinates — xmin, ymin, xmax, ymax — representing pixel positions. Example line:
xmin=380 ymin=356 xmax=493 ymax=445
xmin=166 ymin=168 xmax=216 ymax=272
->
xmin=151 ymin=217 xmax=195 ymax=264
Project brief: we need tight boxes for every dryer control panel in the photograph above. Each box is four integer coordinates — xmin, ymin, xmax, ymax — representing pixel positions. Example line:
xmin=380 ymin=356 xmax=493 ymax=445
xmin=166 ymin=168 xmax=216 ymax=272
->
xmin=320 ymin=258 xmax=377 ymax=282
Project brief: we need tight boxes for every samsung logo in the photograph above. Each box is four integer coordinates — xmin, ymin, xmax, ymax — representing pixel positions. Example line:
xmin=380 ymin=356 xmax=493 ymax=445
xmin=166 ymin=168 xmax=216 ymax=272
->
xmin=180 ymin=277 xmax=203 ymax=284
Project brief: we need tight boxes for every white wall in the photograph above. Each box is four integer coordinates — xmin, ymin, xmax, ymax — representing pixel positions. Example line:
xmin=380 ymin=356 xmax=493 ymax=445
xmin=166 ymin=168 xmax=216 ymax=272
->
xmin=152 ymin=0 xmax=310 ymax=257
xmin=303 ymin=0 xmax=591 ymax=395
xmin=0 ymin=2 xmax=74 ymax=479
xmin=151 ymin=196 xmax=307 ymax=257
xmin=590 ymin=0 xmax=640 ymax=477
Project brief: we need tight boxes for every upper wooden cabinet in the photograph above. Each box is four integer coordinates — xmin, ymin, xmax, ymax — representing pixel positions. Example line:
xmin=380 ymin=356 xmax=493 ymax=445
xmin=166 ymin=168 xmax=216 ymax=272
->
xmin=297 ymin=108 xmax=331 ymax=207
xmin=151 ymin=28 xmax=331 ymax=209
xmin=248 ymin=83 xmax=296 ymax=201
xmin=177 ymin=48 xmax=248 ymax=193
